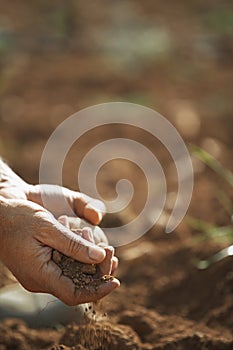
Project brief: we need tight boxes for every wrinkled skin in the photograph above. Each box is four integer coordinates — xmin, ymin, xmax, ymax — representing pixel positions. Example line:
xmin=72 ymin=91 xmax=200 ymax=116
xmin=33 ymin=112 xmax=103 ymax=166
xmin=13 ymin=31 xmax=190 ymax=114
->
xmin=0 ymin=159 xmax=120 ymax=305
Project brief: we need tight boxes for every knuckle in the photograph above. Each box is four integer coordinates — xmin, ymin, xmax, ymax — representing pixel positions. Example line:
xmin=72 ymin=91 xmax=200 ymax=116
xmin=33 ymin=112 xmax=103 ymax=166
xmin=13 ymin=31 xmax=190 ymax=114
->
xmin=67 ymin=237 xmax=83 ymax=258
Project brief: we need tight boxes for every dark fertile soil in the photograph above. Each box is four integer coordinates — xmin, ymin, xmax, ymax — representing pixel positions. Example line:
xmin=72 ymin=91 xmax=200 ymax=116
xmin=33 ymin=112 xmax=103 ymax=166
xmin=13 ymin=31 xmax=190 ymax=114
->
xmin=52 ymin=241 xmax=114 ymax=293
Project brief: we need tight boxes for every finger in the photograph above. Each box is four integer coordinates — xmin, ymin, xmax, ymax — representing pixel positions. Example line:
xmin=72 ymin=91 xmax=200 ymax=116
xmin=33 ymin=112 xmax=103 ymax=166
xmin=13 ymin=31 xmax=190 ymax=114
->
xmin=43 ymin=260 xmax=120 ymax=306
xmin=98 ymin=246 xmax=114 ymax=276
xmin=28 ymin=185 xmax=106 ymax=221
xmin=73 ymin=277 xmax=120 ymax=305
xmin=76 ymin=220 xmax=108 ymax=245
xmin=92 ymin=225 xmax=108 ymax=245
xmin=112 ymin=256 xmax=119 ymax=273
xmin=28 ymin=185 xmax=75 ymax=217
xmin=62 ymin=216 xmax=82 ymax=232
xmin=98 ymin=242 xmax=108 ymax=248
xmin=36 ymin=218 xmax=106 ymax=264
xmin=97 ymin=244 xmax=118 ymax=273
xmin=82 ymin=227 xmax=95 ymax=243
xmin=58 ymin=216 xmax=108 ymax=246
xmin=73 ymin=194 xmax=106 ymax=225
xmin=58 ymin=215 xmax=69 ymax=228
xmin=84 ymin=200 xmax=106 ymax=225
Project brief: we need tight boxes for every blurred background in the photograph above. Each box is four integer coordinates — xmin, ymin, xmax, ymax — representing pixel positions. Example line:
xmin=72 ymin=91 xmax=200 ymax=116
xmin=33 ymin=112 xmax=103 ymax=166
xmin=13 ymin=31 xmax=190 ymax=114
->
xmin=0 ymin=0 xmax=232 ymax=181
xmin=0 ymin=1 xmax=233 ymax=348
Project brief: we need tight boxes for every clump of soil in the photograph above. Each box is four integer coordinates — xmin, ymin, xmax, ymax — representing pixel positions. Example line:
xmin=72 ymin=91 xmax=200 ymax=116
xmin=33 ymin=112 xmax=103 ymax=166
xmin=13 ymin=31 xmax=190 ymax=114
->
xmin=52 ymin=229 xmax=114 ymax=293
xmin=52 ymin=249 xmax=113 ymax=292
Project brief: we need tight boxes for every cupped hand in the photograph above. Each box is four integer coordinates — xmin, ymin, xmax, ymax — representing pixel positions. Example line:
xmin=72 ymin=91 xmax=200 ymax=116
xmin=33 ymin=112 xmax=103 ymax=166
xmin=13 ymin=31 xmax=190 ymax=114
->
xmin=0 ymin=197 xmax=119 ymax=306
xmin=0 ymin=163 xmax=106 ymax=225
xmin=58 ymin=215 xmax=119 ymax=274
xmin=27 ymin=184 xmax=106 ymax=225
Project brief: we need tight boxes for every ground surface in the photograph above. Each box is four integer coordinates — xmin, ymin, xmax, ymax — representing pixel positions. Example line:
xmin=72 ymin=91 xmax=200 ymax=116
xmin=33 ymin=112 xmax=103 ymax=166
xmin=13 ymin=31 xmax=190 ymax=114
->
xmin=0 ymin=1 xmax=232 ymax=349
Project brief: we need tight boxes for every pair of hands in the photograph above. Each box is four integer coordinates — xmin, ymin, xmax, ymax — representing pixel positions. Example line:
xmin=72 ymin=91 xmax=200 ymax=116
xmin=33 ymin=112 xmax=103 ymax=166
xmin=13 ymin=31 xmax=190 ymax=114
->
xmin=0 ymin=162 xmax=120 ymax=305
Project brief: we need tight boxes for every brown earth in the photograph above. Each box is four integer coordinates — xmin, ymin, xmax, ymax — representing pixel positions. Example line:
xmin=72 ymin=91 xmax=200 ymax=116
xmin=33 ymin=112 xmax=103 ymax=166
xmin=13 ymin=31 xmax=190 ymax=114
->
xmin=52 ymin=246 xmax=114 ymax=292
xmin=0 ymin=0 xmax=232 ymax=349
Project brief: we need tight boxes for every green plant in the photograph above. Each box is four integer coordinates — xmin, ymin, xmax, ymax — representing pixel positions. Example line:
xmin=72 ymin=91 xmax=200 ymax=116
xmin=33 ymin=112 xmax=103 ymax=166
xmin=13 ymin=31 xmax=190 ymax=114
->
xmin=188 ymin=144 xmax=233 ymax=269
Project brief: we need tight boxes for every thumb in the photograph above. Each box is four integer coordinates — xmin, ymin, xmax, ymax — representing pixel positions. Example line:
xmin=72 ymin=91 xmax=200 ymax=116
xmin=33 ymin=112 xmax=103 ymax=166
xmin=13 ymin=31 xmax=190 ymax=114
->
xmin=73 ymin=194 xmax=106 ymax=225
xmin=37 ymin=219 xmax=106 ymax=264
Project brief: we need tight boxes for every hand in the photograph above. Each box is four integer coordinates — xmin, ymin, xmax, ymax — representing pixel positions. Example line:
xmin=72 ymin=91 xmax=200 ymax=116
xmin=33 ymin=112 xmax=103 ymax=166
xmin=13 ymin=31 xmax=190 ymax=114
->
xmin=0 ymin=159 xmax=106 ymax=225
xmin=27 ymin=184 xmax=106 ymax=225
xmin=58 ymin=215 xmax=119 ymax=274
xmin=0 ymin=197 xmax=120 ymax=306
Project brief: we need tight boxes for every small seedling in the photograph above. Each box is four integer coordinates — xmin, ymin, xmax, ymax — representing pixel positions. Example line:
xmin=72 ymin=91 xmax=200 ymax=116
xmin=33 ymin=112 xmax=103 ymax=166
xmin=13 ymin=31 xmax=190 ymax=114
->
xmin=189 ymin=144 xmax=233 ymax=268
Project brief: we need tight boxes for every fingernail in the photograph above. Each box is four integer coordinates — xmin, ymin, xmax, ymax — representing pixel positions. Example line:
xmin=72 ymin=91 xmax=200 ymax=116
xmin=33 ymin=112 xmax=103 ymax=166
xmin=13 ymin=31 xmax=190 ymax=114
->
xmin=88 ymin=245 xmax=105 ymax=261
xmin=107 ymin=245 xmax=115 ymax=253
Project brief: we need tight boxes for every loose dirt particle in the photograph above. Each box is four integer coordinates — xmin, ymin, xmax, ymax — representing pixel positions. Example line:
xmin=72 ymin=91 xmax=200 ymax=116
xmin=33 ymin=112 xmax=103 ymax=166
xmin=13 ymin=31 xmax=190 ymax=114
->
xmin=52 ymin=229 xmax=114 ymax=293
xmin=52 ymin=249 xmax=114 ymax=292
xmin=60 ymin=322 xmax=142 ymax=350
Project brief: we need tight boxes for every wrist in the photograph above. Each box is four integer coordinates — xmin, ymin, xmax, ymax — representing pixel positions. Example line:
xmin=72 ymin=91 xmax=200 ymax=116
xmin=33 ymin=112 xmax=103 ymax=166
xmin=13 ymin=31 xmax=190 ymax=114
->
xmin=0 ymin=159 xmax=29 ymax=200
xmin=0 ymin=196 xmax=10 ymax=259
xmin=0 ymin=196 xmax=11 ymax=229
